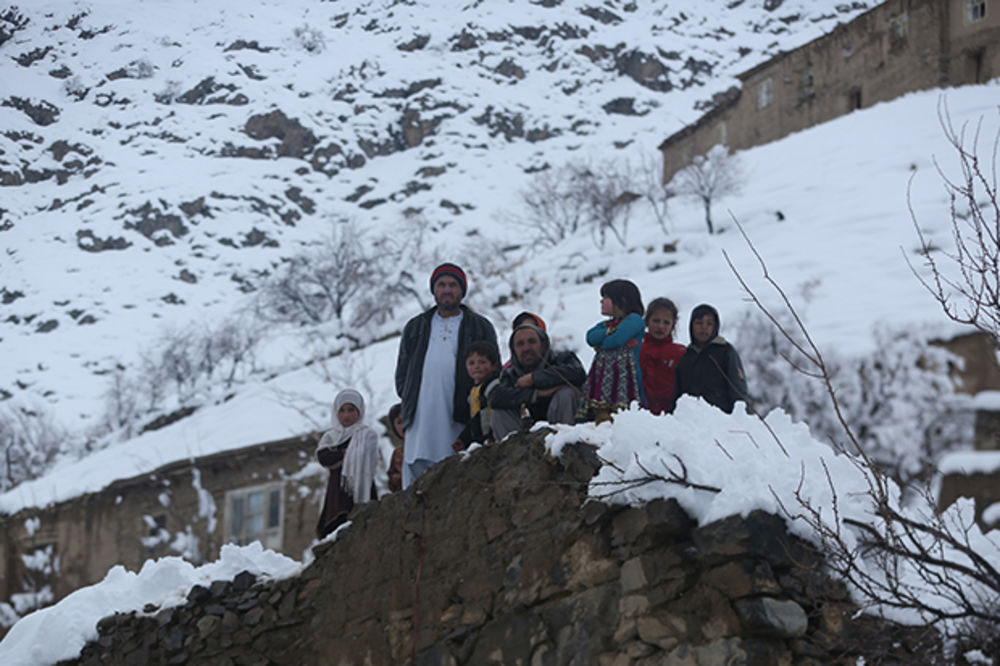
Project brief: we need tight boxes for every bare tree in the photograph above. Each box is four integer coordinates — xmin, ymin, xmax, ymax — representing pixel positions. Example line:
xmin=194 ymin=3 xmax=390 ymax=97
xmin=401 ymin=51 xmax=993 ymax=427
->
xmin=102 ymin=365 xmax=141 ymax=438
xmin=0 ymin=404 xmax=64 ymax=492
xmin=157 ymin=327 xmax=198 ymax=403
xmin=908 ymin=101 xmax=1000 ymax=342
xmin=635 ymin=148 xmax=675 ymax=234
xmin=722 ymin=218 xmax=1000 ymax=658
xmin=212 ymin=315 xmax=262 ymax=389
xmin=512 ymin=165 xmax=588 ymax=246
xmin=673 ymin=144 xmax=743 ymax=234
xmin=257 ymin=219 xmax=373 ymax=326
xmin=513 ymin=160 xmax=641 ymax=249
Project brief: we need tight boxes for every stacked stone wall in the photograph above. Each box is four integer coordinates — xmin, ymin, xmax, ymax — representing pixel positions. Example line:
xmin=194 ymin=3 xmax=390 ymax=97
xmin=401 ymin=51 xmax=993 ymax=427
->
xmin=64 ymin=432 xmax=932 ymax=665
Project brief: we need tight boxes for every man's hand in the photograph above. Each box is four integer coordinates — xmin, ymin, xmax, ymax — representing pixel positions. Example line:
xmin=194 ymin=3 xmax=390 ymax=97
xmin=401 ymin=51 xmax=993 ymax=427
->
xmin=451 ymin=439 xmax=466 ymax=453
xmin=515 ymin=373 xmax=534 ymax=388
xmin=536 ymin=385 xmax=563 ymax=398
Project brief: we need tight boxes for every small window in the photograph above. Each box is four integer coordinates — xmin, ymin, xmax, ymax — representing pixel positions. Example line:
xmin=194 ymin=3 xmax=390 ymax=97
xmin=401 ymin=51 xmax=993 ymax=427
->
xmin=848 ymin=88 xmax=863 ymax=111
xmin=225 ymin=483 xmax=283 ymax=549
xmin=714 ymin=121 xmax=727 ymax=146
xmin=889 ymin=15 xmax=908 ymax=51
xmin=799 ymin=67 xmax=814 ymax=100
xmin=967 ymin=0 xmax=987 ymax=22
xmin=757 ymin=77 xmax=774 ymax=109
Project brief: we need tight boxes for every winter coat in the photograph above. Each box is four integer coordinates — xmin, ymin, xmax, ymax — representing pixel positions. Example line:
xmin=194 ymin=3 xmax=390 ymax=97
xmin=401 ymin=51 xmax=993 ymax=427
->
xmin=581 ymin=312 xmax=646 ymax=413
xmin=672 ymin=304 xmax=748 ymax=414
xmin=315 ymin=389 xmax=378 ymax=539
xmin=394 ymin=304 xmax=498 ymax=430
xmin=455 ymin=369 xmax=502 ymax=449
xmin=639 ymin=334 xmax=686 ymax=414
xmin=490 ymin=324 xmax=586 ymax=422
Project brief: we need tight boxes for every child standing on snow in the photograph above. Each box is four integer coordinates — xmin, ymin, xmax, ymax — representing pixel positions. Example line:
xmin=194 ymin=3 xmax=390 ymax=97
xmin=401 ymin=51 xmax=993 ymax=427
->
xmin=578 ymin=279 xmax=645 ymax=423
xmin=639 ymin=297 xmax=687 ymax=415
xmin=672 ymin=303 xmax=748 ymax=414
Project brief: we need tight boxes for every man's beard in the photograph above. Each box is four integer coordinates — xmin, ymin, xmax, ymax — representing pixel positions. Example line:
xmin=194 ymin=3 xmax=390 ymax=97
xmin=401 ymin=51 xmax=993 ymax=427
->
xmin=437 ymin=299 xmax=460 ymax=314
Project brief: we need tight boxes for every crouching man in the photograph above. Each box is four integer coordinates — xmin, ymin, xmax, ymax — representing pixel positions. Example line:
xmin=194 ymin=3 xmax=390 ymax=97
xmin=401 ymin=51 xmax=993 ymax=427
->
xmin=489 ymin=323 xmax=586 ymax=440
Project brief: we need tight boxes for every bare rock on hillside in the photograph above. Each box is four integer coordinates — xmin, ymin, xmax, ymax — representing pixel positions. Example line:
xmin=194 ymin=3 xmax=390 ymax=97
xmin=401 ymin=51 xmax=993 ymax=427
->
xmin=617 ymin=50 xmax=673 ymax=92
xmin=396 ymin=34 xmax=429 ymax=51
xmin=176 ymin=77 xmax=242 ymax=105
xmin=451 ymin=28 xmax=479 ymax=51
xmin=121 ymin=202 xmax=188 ymax=246
xmin=15 ymin=45 xmax=52 ymax=67
xmin=76 ymin=229 xmax=131 ymax=252
xmin=0 ymin=7 xmax=29 ymax=48
xmin=2 ymin=97 xmax=60 ymax=125
xmin=224 ymin=39 xmax=275 ymax=53
xmin=603 ymin=97 xmax=647 ymax=116
xmin=581 ymin=6 xmax=622 ymax=24
xmin=244 ymin=110 xmax=318 ymax=159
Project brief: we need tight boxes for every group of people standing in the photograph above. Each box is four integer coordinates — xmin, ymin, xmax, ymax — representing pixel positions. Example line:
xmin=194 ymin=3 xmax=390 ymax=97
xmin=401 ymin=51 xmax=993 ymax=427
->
xmin=314 ymin=262 xmax=748 ymax=538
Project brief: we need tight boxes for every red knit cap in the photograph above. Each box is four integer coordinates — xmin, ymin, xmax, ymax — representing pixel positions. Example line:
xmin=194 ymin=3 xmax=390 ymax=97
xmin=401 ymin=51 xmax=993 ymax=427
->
xmin=429 ymin=263 xmax=467 ymax=296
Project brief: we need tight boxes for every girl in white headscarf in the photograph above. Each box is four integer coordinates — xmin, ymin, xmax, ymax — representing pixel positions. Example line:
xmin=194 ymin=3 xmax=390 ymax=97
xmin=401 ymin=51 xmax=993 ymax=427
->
xmin=315 ymin=388 xmax=378 ymax=539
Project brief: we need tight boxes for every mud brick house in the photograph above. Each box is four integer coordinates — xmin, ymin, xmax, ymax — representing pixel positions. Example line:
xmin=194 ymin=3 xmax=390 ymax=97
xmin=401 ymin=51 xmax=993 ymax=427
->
xmin=0 ymin=434 xmax=325 ymax=622
xmin=658 ymin=0 xmax=1000 ymax=183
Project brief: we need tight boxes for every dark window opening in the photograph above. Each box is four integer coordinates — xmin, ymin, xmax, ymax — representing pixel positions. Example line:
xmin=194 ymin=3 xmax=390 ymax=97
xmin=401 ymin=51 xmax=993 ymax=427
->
xmin=848 ymin=88 xmax=862 ymax=111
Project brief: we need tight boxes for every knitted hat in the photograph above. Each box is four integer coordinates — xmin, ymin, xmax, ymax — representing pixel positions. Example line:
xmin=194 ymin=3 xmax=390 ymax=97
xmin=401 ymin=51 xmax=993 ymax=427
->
xmin=512 ymin=311 xmax=547 ymax=332
xmin=429 ymin=263 xmax=467 ymax=296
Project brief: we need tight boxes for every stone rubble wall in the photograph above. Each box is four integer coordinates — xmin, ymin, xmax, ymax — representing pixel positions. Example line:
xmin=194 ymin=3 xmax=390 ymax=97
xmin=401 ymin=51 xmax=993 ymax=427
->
xmin=63 ymin=431 xmax=930 ymax=665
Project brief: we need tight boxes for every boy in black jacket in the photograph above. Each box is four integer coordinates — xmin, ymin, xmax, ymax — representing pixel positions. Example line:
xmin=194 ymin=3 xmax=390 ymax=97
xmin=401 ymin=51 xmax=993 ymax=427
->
xmin=452 ymin=341 xmax=502 ymax=452
xmin=672 ymin=303 xmax=748 ymax=414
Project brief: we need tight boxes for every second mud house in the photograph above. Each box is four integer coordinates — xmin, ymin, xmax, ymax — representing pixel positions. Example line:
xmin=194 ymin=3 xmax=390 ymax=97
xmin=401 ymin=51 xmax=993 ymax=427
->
xmin=659 ymin=0 xmax=1000 ymax=183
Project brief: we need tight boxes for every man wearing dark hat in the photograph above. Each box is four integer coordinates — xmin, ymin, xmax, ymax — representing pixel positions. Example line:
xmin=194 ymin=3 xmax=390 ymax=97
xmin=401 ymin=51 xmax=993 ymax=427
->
xmin=489 ymin=323 xmax=586 ymax=440
xmin=394 ymin=263 xmax=497 ymax=488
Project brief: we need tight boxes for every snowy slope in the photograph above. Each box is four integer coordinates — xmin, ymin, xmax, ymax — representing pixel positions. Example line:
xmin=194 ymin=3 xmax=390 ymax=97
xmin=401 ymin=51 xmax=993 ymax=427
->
xmin=3 ymin=80 xmax=998 ymax=514
xmin=1 ymin=0 xmax=873 ymax=436
xmin=2 ymin=0 xmax=999 ymax=508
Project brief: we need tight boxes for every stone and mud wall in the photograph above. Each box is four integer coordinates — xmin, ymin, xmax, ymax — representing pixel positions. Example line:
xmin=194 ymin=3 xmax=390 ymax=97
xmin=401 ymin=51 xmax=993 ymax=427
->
xmin=64 ymin=431 xmax=931 ymax=665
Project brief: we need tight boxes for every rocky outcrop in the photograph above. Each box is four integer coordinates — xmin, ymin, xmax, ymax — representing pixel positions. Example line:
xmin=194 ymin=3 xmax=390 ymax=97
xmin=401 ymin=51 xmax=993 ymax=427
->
xmin=64 ymin=431 xmax=933 ymax=665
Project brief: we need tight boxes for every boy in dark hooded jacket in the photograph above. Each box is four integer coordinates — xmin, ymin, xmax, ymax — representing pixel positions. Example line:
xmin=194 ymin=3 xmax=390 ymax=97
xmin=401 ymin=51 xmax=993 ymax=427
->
xmin=672 ymin=303 xmax=748 ymax=414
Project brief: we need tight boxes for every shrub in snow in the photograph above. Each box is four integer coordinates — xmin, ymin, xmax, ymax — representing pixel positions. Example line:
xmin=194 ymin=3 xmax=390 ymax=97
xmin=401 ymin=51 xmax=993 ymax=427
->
xmin=293 ymin=24 xmax=325 ymax=53
xmin=0 ymin=404 xmax=65 ymax=492
xmin=670 ymin=144 xmax=744 ymax=234
xmin=256 ymin=219 xmax=375 ymax=327
xmin=735 ymin=309 xmax=971 ymax=488
xmin=511 ymin=159 xmax=640 ymax=249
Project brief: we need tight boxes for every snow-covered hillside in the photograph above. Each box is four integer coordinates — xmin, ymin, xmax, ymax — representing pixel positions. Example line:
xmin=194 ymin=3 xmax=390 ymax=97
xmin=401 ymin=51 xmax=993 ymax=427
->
xmin=1 ymin=0 xmax=999 ymax=504
xmin=1 ymin=0 xmax=873 ymax=435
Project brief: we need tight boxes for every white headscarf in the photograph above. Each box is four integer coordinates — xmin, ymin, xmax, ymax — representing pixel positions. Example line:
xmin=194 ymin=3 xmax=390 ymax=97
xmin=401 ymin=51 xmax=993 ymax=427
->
xmin=318 ymin=388 xmax=377 ymax=504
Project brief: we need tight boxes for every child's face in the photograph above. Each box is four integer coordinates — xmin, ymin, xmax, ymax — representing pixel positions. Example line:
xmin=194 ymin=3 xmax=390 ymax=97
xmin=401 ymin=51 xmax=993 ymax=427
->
xmin=601 ymin=296 xmax=623 ymax=317
xmin=392 ymin=414 xmax=404 ymax=439
xmin=647 ymin=309 xmax=676 ymax=340
xmin=691 ymin=314 xmax=717 ymax=346
xmin=466 ymin=353 xmax=497 ymax=384
xmin=338 ymin=403 xmax=360 ymax=427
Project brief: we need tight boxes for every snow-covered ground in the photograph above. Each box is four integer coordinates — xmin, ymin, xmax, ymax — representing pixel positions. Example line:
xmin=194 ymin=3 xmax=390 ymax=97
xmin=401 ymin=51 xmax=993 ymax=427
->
xmin=3 ymin=81 xmax=998 ymax=514
xmin=1 ymin=0 xmax=874 ymax=436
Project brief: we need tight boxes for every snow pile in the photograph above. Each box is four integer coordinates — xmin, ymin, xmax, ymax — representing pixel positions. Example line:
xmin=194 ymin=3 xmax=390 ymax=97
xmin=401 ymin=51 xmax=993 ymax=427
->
xmin=548 ymin=397 xmax=868 ymax=534
xmin=548 ymin=398 xmax=1000 ymax=628
xmin=0 ymin=541 xmax=300 ymax=664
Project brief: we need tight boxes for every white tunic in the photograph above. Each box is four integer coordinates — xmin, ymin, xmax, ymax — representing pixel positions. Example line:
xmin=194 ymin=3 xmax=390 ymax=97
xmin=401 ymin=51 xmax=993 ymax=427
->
xmin=405 ymin=311 xmax=465 ymax=466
